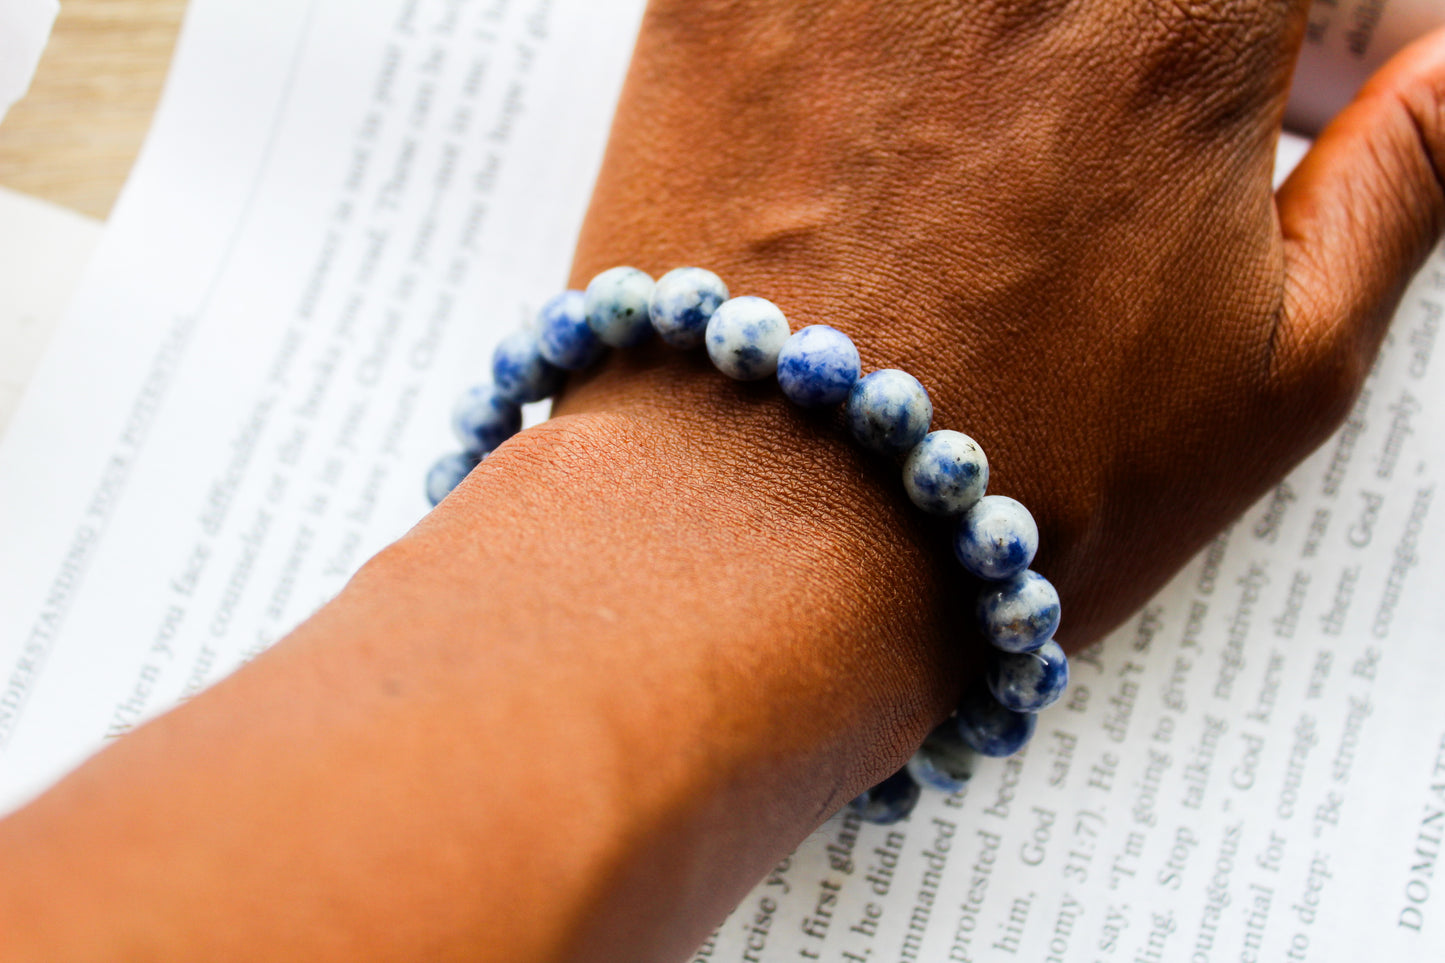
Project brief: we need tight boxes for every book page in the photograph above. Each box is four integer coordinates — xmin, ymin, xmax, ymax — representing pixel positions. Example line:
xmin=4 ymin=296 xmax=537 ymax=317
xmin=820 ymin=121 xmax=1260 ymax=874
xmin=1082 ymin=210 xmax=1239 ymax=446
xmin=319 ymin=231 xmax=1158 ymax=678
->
xmin=0 ymin=0 xmax=647 ymax=810
xmin=0 ymin=186 xmax=101 ymax=434
xmin=1286 ymin=0 xmax=1445 ymax=135
xmin=0 ymin=0 xmax=57 ymax=123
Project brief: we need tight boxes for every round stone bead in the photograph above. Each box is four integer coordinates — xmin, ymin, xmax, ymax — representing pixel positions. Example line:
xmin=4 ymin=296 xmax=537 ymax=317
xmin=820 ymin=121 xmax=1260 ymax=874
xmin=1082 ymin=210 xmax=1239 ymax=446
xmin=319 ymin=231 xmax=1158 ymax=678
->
xmin=988 ymin=639 xmax=1069 ymax=713
xmin=849 ymin=768 xmax=921 ymax=826
xmin=491 ymin=328 xmax=563 ymax=403
xmin=537 ymin=290 xmax=602 ymax=371
xmin=705 ymin=296 xmax=791 ymax=381
xmin=585 ymin=266 xmax=655 ymax=347
xmin=907 ymin=719 xmax=981 ymax=794
xmin=902 ymin=430 xmax=989 ymax=516
xmin=425 ymin=451 xmax=481 ymax=507
xmin=976 ymin=569 xmax=1061 ymax=653
xmin=776 ymin=324 xmax=861 ymax=407
xmin=955 ymin=683 xmax=1037 ymax=757
xmin=649 ymin=267 xmax=729 ymax=349
xmin=953 ymin=494 xmax=1039 ymax=581
xmin=452 ymin=382 xmax=521 ymax=455
xmin=846 ymin=369 xmax=933 ymax=455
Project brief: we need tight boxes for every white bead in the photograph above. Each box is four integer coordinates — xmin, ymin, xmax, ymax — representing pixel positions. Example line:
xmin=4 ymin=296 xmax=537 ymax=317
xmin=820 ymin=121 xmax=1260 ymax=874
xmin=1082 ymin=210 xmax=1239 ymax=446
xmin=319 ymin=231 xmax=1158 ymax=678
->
xmin=903 ymin=430 xmax=988 ymax=515
xmin=585 ymin=266 xmax=655 ymax=347
xmin=650 ymin=267 xmax=729 ymax=348
xmin=776 ymin=325 xmax=860 ymax=407
xmin=705 ymin=296 xmax=790 ymax=380
xmin=846 ymin=369 xmax=932 ymax=454
xmin=954 ymin=495 xmax=1038 ymax=581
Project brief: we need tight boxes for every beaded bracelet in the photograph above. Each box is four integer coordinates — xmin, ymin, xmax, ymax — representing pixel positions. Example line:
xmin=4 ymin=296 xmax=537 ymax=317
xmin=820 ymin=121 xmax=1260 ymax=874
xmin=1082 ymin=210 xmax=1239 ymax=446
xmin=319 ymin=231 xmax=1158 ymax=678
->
xmin=426 ymin=266 xmax=1069 ymax=826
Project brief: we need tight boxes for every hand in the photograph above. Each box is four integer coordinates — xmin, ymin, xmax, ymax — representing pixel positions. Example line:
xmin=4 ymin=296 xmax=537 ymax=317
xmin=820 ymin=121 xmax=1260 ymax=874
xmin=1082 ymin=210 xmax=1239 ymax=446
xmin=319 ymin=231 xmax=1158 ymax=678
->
xmin=563 ymin=1 xmax=1445 ymax=647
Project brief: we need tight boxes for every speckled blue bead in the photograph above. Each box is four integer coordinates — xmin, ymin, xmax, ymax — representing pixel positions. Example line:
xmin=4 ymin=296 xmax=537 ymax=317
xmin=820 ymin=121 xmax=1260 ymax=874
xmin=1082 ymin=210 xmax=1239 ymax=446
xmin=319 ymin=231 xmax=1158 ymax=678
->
xmin=585 ymin=266 xmax=655 ymax=347
xmin=649 ymin=267 xmax=729 ymax=349
xmin=977 ymin=569 xmax=1061 ymax=653
xmin=988 ymin=639 xmax=1069 ymax=713
xmin=452 ymin=382 xmax=521 ymax=455
xmin=846 ymin=369 xmax=933 ymax=455
xmin=425 ymin=451 xmax=481 ymax=507
xmin=776 ymin=325 xmax=861 ymax=407
xmin=849 ymin=768 xmax=921 ymax=825
xmin=955 ymin=683 xmax=1037 ymax=757
xmin=903 ymin=430 xmax=989 ymax=516
xmin=537 ymin=290 xmax=602 ymax=371
xmin=906 ymin=719 xmax=981 ymax=794
xmin=954 ymin=495 xmax=1039 ymax=581
xmin=492 ymin=328 xmax=563 ymax=403
xmin=705 ymin=296 xmax=791 ymax=381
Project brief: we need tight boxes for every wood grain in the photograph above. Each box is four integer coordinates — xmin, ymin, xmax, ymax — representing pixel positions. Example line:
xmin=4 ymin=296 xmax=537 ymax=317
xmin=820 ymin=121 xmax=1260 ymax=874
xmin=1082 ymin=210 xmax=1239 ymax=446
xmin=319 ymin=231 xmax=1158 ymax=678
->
xmin=0 ymin=0 xmax=186 ymax=219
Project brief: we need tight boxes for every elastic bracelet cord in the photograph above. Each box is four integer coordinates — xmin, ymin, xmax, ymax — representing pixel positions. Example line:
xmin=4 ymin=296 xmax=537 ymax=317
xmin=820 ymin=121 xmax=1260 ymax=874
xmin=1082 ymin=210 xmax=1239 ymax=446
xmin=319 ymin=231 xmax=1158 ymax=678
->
xmin=426 ymin=266 xmax=1069 ymax=825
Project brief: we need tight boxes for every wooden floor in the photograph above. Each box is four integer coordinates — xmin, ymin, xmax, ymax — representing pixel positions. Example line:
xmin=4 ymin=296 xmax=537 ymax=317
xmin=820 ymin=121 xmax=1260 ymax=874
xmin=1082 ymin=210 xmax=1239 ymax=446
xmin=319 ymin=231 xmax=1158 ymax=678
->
xmin=0 ymin=0 xmax=186 ymax=219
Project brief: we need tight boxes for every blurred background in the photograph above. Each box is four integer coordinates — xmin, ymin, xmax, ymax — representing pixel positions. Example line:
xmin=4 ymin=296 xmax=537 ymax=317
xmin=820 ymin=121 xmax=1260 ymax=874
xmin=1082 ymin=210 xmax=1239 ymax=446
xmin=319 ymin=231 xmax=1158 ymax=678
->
xmin=0 ymin=0 xmax=183 ymax=218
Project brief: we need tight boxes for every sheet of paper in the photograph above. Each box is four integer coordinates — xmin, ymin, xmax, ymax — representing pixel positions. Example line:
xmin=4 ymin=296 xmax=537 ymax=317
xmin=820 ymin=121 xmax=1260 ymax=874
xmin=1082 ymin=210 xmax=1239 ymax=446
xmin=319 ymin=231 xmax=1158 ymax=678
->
xmin=0 ymin=186 xmax=101 ymax=435
xmin=1286 ymin=0 xmax=1445 ymax=135
xmin=697 ymin=246 xmax=1445 ymax=959
xmin=0 ymin=0 xmax=57 ymax=123
xmin=0 ymin=0 xmax=648 ymax=810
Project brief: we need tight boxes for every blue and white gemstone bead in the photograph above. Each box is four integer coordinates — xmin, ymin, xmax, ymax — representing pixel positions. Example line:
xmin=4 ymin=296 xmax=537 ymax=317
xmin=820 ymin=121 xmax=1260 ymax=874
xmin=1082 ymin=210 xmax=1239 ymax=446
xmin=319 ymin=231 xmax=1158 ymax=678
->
xmin=585 ymin=266 xmax=655 ymax=347
xmin=776 ymin=324 xmax=861 ymax=407
xmin=705 ymin=296 xmax=791 ymax=381
xmin=849 ymin=768 xmax=921 ymax=825
xmin=846 ymin=369 xmax=933 ymax=455
xmin=452 ymin=382 xmax=521 ymax=455
xmin=976 ymin=569 xmax=1061 ymax=652
xmin=955 ymin=683 xmax=1038 ymax=757
xmin=492 ymin=328 xmax=563 ymax=403
xmin=907 ymin=718 xmax=981 ymax=794
xmin=425 ymin=451 xmax=481 ymax=507
xmin=954 ymin=494 xmax=1039 ymax=582
xmin=537 ymin=290 xmax=602 ymax=371
xmin=649 ymin=267 xmax=729 ymax=349
xmin=988 ymin=639 xmax=1069 ymax=713
xmin=902 ymin=430 xmax=989 ymax=516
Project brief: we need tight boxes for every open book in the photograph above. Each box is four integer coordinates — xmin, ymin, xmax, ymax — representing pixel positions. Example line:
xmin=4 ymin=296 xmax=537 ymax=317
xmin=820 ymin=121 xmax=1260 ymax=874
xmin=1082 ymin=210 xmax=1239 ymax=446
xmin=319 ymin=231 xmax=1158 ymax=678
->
xmin=1 ymin=0 xmax=1441 ymax=958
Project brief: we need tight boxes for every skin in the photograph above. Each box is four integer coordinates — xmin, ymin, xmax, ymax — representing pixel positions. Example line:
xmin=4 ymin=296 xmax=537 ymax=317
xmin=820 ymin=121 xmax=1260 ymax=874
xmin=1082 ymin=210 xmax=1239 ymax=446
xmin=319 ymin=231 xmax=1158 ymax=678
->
xmin=3 ymin=1 xmax=1444 ymax=961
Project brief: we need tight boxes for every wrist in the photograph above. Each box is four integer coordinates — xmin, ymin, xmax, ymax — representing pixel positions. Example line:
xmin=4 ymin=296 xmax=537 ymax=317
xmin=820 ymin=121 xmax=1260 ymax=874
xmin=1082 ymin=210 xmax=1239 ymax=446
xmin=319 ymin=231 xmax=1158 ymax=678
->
xmin=392 ymin=406 xmax=971 ymax=955
xmin=0 ymin=394 xmax=958 ymax=963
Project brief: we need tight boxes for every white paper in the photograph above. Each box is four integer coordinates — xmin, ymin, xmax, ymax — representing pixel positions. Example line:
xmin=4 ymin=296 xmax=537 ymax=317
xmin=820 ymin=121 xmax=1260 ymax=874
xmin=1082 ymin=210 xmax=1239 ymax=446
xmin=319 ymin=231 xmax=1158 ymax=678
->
xmin=0 ymin=0 xmax=647 ymax=810
xmin=0 ymin=0 xmax=56 ymax=122
xmin=0 ymin=186 xmax=101 ymax=435
xmin=1273 ymin=132 xmax=1312 ymax=189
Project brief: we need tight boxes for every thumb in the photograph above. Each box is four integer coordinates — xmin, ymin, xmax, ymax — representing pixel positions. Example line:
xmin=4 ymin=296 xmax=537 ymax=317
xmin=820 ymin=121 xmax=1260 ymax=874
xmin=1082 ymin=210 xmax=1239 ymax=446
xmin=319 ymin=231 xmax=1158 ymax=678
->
xmin=1274 ymin=27 xmax=1445 ymax=401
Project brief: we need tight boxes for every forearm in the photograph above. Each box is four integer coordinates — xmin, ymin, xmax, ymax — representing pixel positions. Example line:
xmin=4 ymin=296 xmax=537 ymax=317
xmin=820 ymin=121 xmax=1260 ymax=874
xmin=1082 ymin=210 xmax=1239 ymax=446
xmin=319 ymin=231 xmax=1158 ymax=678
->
xmin=0 ymin=400 xmax=961 ymax=962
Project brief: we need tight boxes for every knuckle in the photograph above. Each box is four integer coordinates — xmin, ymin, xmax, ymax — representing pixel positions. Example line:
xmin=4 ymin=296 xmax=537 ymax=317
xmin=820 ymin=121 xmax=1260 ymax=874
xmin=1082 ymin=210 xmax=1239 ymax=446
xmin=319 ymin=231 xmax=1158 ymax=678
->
xmin=963 ymin=0 xmax=1077 ymax=44
xmin=1128 ymin=0 xmax=1287 ymax=131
